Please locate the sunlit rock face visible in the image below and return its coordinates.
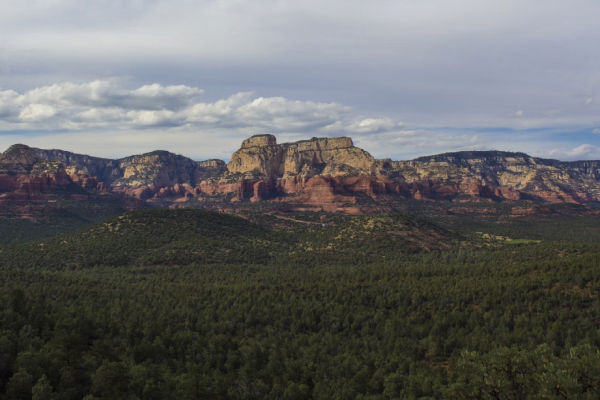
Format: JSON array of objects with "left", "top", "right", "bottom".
[
  {"left": 227, "top": 135, "right": 375, "bottom": 178},
  {"left": 4, "top": 137, "right": 600, "bottom": 207},
  {"left": 223, "top": 138, "right": 600, "bottom": 204}
]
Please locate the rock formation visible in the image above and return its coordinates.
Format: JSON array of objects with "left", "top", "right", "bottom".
[
  {"left": 0, "top": 145, "right": 74, "bottom": 204},
  {"left": 227, "top": 135, "right": 374, "bottom": 177},
  {"left": 1, "top": 144, "right": 227, "bottom": 202},
  {"left": 217, "top": 136, "right": 600, "bottom": 204},
  {"left": 4, "top": 136, "right": 600, "bottom": 209}
]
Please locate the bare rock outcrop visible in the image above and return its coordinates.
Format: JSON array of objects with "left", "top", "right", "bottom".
[
  {"left": 0, "top": 145, "right": 80, "bottom": 204},
  {"left": 227, "top": 135, "right": 375, "bottom": 178},
  {"left": 5, "top": 137, "right": 600, "bottom": 208}
]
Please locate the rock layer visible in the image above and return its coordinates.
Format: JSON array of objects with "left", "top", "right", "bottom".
[
  {"left": 4, "top": 137, "right": 600, "bottom": 208},
  {"left": 227, "top": 135, "right": 374, "bottom": 178}
]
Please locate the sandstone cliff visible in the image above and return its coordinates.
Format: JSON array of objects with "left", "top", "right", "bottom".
[
  {"left": 227, "top": 135, "right": 374, "bottom": 178},
  {"left": 217, "top": 138, "right": 600, "bottom": 204},
  {"left": 0, "top": 145, "right": 76, "bottom": 204},
  {"left": 378, "top": 151, "right": 600, "bottom": 202},
  {"left": 1, "top": 145, "right": 227, "bottom": 201},
  {"left": 5, "top": 136, "right": 600, "bottom": 208}
]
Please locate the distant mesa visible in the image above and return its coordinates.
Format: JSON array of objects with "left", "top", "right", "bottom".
[
  {"left": 228, "top": 134, "right": 373, "bottom": 178},
  {"left": 2, "top": 135, "right": 600, "bottom": 214}
]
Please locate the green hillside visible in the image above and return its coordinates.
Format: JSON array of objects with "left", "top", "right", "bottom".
[
  {"left": 1, "top": 209, "right": 600, "bottom": 398},
  {"left": 0, "top": 209, "right": 461, "bottom": 270},
  {"left": 0, "top": 209, "right": 277, "bottom": 269}
]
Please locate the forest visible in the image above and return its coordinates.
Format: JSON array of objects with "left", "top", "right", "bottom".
[{"left": 1, "top": 208, "right": 600, "bottom": 399}]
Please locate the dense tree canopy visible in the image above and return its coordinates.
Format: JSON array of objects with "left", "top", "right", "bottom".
[{"left": 0, "top": 209, "right": 599, "bottom": 399}]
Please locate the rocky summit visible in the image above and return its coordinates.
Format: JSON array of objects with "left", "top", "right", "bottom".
[{"left": 3, "top": 135, "right": 600, "bottom": 213}]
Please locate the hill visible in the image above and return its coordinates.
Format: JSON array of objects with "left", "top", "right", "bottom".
[
  {"left": 0, "top": 209, "right": 462, "bottom": 270},
  {"left": 1, "top": 209, "right": 600, "bottom": 398},
  {"left": 0, "top": 210, "right": 274, "bottom": 269}
]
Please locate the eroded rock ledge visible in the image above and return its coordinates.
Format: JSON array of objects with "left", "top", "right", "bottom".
[
  {"left": 3, "top": 135, "right": 600, "bottom": 209},
  {"left": 228, "top": 135, "right": 374, "bottom": 178}
]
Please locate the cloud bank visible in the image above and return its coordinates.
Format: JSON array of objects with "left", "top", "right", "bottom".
[
  {"left": 1, "top": 79, "right": 599, "bottom": 162},
  {"left": 0, "top": 80, "right": 407, "bottom": 136},
  {"left": 1, "top": 1, "right": 600, "bottom": 160}
]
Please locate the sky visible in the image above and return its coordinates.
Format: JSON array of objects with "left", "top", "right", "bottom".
[{"left": 1, "top": 0, "right": 600, "bottom": 161}]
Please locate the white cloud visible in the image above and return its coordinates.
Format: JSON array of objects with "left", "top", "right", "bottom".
[
  {"left": 2, "top": 79, "right": 600, "bottom": 162},
  {"left": 18, "top": 104, "right": 56, "bottom": 122},
  {"left": 0, "top": 79, "right": 477, "bottom": 160},
  {"left": 0, "top": 80, "right": 403, "bottom": 136},
  {"left": 346, "top": 118, "right": 401, "bottom": 133},
  {"left": 127, "top": 109, "right": 177, "bottom": 126},
  {"left": 352, "top": 129, "right": 486, "bottom": 160},
  {"left": 549, "top": 144, "right": 600, "bottom": 160},
  {"left": 0, "top": 90, "right": 19, "bottom": 118},
  {"left": 16, "top": 80, "right": 202, "bottom": 111},
  {"left": 593, "top": 128, "right": 600, "bottom": 134},
  {"left": 0, "top": 80, "right": 209, "bottom": 129},
  {"left": 515, "top": 110, "right": 524, "bottom": 117},
  {"left": 73, "top": 108, "right": 125, "bottom": 123}
]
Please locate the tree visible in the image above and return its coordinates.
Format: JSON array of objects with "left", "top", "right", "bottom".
[
  {"left": 32, "top": 374, "right": 53, "bottom": 400},
  {"left": 91, "top": 361, "right": 132, "bottom": 400},
  {"left": 6, "top": 369, "right": 33, "bottom": 400}
]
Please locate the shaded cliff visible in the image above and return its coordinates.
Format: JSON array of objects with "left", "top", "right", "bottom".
[{"left": 1, "top": 145, "right": 227, "bottom": 202}]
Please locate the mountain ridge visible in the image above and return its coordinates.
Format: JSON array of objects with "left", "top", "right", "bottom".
[
  {"left": 3, "top": 135, "right": 600, "bottom": 213},
  {"left": 5, "top": 141, "right": 599, "bottom": 164}
]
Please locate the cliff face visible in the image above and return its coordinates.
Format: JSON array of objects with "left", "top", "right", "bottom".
[
  {"left": 227, "top": 135, "right": 374, "bottom": 178},
  {"left": 4, "top": 137, "right": 600, "bottom": 208},
  {"left": 0, "top": 145, "right": 76, "bottom": 204},
  {"left": 218, "top": 139, "right": 600, "bottom": 204},
  {"left": 1, "top": 145, "right": 228, "bottom": 201},
  {"left": 376, "top": 151, "right": 600, "bottom": 202},
  {"left": 0, "top": 145, "right": 211, "bottom": 222}
]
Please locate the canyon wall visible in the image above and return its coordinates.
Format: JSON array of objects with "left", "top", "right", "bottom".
[
  {"left": 4, "top": 135, "right": 600, "bottom": 208},
  {"left": 227, "top": 135, "right": 374, "bottom": 177}
]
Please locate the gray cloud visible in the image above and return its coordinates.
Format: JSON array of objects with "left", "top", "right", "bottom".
[
  {"left": 18, "top": 81, "right": 202, "bottom": 111},
  {"left": 549, "top": 144, "right": 600, "bottom": 160},
  {"left": 1, "top": 0, "right": 600, "bottom": 160},
  {"left": 0, "top": 79, "right": 482, "bottom": 160}
]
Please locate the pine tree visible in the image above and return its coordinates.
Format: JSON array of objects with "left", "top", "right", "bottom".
[{"left": 32, "top": 375, "right": 53, "bottom": 400}]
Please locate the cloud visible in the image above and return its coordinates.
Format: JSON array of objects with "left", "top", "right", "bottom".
[
  {"left": 515, "top": 110, "right": 524, "bottom": 117},
  {"left": 127, "top": 109, "right": 178, "bottom": 127},
  {"left": 18, "top": 81, "right": 202, "bottom": 111},
  {"left": 345, "top": 118, "right": 401, "bottom": 134},
  {"left": 549, "top": 144, "right": 600, "bottom": 160},
  {"left": 2, "top": 0, "right": 600, "bottom": 136},
  {"left": 0, "top": 80, "right": 207, "bottom": 128},
  {"left": 0, "top": 80, "right": 408, "bottom": 136},
  {"left": 0, "top": 79, "right": 481, "bottom": 160},
  {"left": 2, "top": 79, "right": 600, "bottom": 162},
  {"left": 18, "top": 104, "right": 56, "bottom": 122},
  {"left": 593, "top": 128, "right": 600, "bottom": 134},
  {"left": 352, "top": 129, "right": 484, "bottom": 159},
  {"left": 73, "top": 108, "right": 126, "bottom": 123}
]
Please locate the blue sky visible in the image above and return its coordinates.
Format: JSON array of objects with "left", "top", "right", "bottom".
[{"left": 1, "top": 0, "right": 600, "bottom": 161}]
